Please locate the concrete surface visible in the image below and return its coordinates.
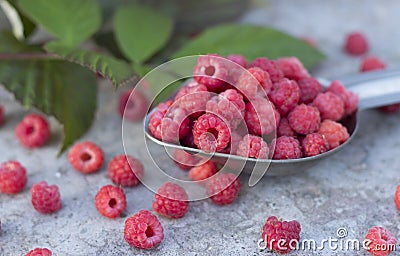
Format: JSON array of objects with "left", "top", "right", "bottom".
[{"left": 1, "top": 0, "right": 400, "bottom": 255}]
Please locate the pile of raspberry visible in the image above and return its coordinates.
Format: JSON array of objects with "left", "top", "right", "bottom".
[{"left": 148, "top": 54, "right": 358, "bottom": 160}]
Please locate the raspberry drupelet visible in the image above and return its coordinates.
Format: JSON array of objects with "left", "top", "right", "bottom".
[
  {"left": 30, "top": 181, "right": 62, "bottom": 214},
  {"left": 124, "top": 210, "right": 164, "bottom": 249},
  {"left": 189, "top": 160, "right": 217, "bottom": 182},
  {"left": 193, "top": 54, "right": 228, "bottom": 91},
  {"left": 287, "top": 104, "right": 320, "bottom": 135},
  {"left": 249, "top": 57, "right": 284, "bottom": 83},
  {"left": 108, "top": 155, "right": 143, "bottom": 187},
  {"left": 236, "top": 134, "right": 269, "bottom": 159},
  {"left": 15, "top": 114, "right": 50, "bottom": 148},
  {"left": 68, "top": 141, "right": 104, "bottom": 174},
  {"left": 312, "top": 92, "right": 345, "bottom": 121},
  {"left": 95, "top": 185, "right": 126, "bottom": 218},
  {"left": 276, "top": 57, "right": 310, "bottom": 81},
  {"left": 318, "top": 120, "right": 349, "bottom": 149},
  {"left": 268, "top": 78, "right": 300, "bottom": 115},
  {"left": 301, "top": 133, "right": 329, "bottom": 157},
  {"left": 271, "top": 136, "right": 302, "bottom": 160},
  {"left": 326, "top": 80, "right": 359, "bottom": 116},
  {"left": 174, "top": 80, "right": 210, "bottom": 116},
  {"left": 365, "top": 226, "right": 396, "bottom": 256},
  {"left": 206, "top": 89, "right": 245, "bottom": 129},
  {"left": 297, "top": 77, "right": 323, "bottom": 104},
  {"left": 25, "top": 248, "right": 52, "bottom": 256},
  {"left": 344, "top": 31, "right": 368, "bottom": 55},
  {"left": 244, "top": 97, "right": 280, "bottom": 136},
  {"left": 193, "top": 113, "right": 231, "bottom": 153},
  {"left": 237, "top": 67, "right": 272, "bottom": 99},
  {"left": 262, "top": 216, "right": 301, "bottom": 254},
  {"left": 205, "top": 173, "right": 240, "bottom": 205},
  {"left": 0, "top": 160, "right": 27, "bottom": 194},
  {"left": 118, "top": 89, "right": 149, "bottom": 121},
  {"left": 152, "top": 182, "right": 189, "bottom": 219}
]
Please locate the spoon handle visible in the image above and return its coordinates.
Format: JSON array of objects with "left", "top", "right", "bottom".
[{"left": 340, "top": 69, "right": 400, "bottom": 110}]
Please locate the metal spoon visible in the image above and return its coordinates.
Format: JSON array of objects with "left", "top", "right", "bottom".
[{"left": 144, "top": 69, "right": 400, "bottom": 185}]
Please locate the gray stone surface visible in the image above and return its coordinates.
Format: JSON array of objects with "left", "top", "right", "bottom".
[{"left": 1, "top": 0, "right": 400, "bottom": 255}]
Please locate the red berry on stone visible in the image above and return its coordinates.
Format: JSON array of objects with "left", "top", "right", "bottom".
[
  {"left": 0, "top": 160, "right": 27, "bottom": 194},
  {"left": 206, "top": 173, "right": 240, "bottom": 205},
  {"left": 360, "top": 56, "right": 386, "bottom": 72},
  {"left": 25, "top": 248, "right": 52, "bottom": 256},
  {"left": 152, "top": 182, "right": 189, "bottom": 219},
  {"left": 344, "top": 32, "right": 368, "bottom": 55},
  {"left": 68, "top": 141, "right": 104, "bottom": 174},
  {"left": 108, "top": 155, "right": 143, "bottom": 187},
  {"left": 394, "top": 185, "right": 400, "bottom": 212},
  {"left": 15, "top": 114, "right": 50, "bottom": 148},
  {"left": 95, "top": 185, "right": 126, "bottom": 218},
  {"left": 30, "top": 181, "right": 62, "bottom": 214},
  {"left": 365, "top": 226, "right": 396, "bottom": 256}
]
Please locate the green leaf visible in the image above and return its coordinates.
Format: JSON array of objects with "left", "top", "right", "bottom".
[
  {"left": 7, "top": 0, "right": 36, "bottom": 37},
  {"left": 45, "top": 42, "right": 138, "bottom": 88},
  {"left": 114, "top": 3, "right": 173, "bottom": 64},
  {"left": 0, "top": 32, "right": 97, "bottom": 153},
  {"left": 172, "top": 24, "right": 325, "bottom": 69},
  {"left": 18, "top": 0, "right": 101, "bottom": 47}
]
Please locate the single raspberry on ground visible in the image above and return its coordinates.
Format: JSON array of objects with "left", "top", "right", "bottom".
[
  {"left": 152, "top": 182, "right": 189, "bottom": 219},
  {"left": 118, "top": 89, "right": 149, "bottom": 121},
  {"left": 262, "top": 216, "right": 301, "bottom": 254},
  {"left": 344, "top": 31, "right": 369, "bottom": 55},
  {"left": 268, "top": 78, "right": 300, "bottom": 115},
  {"left": 206, "top": 89, "right": 245, "bottom": 129},
  {"left": 327, "top": 80, "right": 359, "bottom": 116},
  {"left": 313, "top": 92, "right": 345, "bottom": 121},
  {"left": 124, "top": 210, "right": 164, "bottom": 249},
  {"left": 0, "top": 105, "right": 4, "bottom": 126},
  {"left": 301, "top": 133, "right": 329, "bottom": 157},
  {"left": 277, "top": 117, "right": 296, "bottom": 137},
  {"left": 287, "top": 104, "right": 320, "bottom": 135},
  {"left": 318, "top": 120, "right": 349, "bottom": 149},
  {"left": 174, "top": 80, "right": 210, "bottom": 115},
  {"left": 297, "top": 77, "right": 323, "bottom": 104},
  {"left": 205, "top": 173, "right": 240, "bottom": 205},
  {"left": 276, "top": 57, "right": 310, "bottom": 81},
  {"left": 108, "top": 155, "right": 143, "bottom": 187},
  {"left": 25, "top": 248, "right": 52, "bottom": 256},
  {"left": 193, "top": 54, "right": 228, "bottom": 91},
  {"left": 249, "top": 57, "right": 284, "bottom": 83},
  {"left": 395, "top": 185, "right": 400, "bottom": 211},
  {"left": 95, "top": 185, "right": 126, "bottom": 218},
  {"left": 31, "top": 181, "right": 62, "bottom": 214},
  {"left": 360, "top": 56, "right": 386, "bottom": 72},
  {"left": 271, "top": 136, "right": 302, "bottom": 160},
  {"left": 15, "top": 114, "right": 50, "bottom": 148},
  {"left": 227, "top": 54, "right": 247, "bottom": 68},
  {"left": 244, "top": 97, "right": 280, "bottom": 136},
  {"left": 236, "top": 134, "right": 269, "bottom": 159},
  {"left": 0, "top": 160, "right": 27, "bottom": 194},
  {"left": 189, "top": 160, "right": 217, "bottom": 181},
  {"left": 380, "top": 104, "right": 400, "bottom": 114},
  {"left": 237, "top": 67, "right": 272, "bottom": 99},
  {"left": 193, "top": 114, "right": 231, "bottom": 153},
  {"left": 68, "top": 141, "right": 104, "bottom": 174},
  {"left": 365, "top": 226, "right": 396, "bottom": 256}
]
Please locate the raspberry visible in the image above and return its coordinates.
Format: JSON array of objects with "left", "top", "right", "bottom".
[
  {"left": 174, "top": 80, "right": 210, "bottom": 115},
  {"left": 360, "top": 56, "right": 386, "bottom": 72},
  {"left": 205, "top": 173, "right": 240, "bottom": 205},
  {"left": 287, "top": 104, "right": 320, "bottom": 135},
  {"left": 394, "top": 185, "right": 400, "bottom": 211},
  {"left": 189, "top": 160, "right": 217, "bottom": 181},
  {"left": 108, "top": 155, "right": 143, "bottom": 187},
  {"left": 276, "top": 57, "right": 310, "bottom": 81},
  {"left": 193, "top": 54, "right": 228, "bottom": 91},
  {"left": 148, "top": 101, "right": 190, "bottom": 143},
  {"left": 379, "top": 104, "right": 400, "bottom": 114},
  {"left": 172, "top": 149, "right": 201, "bottom": 170},
  {"left": 268, "top": 78, "right": 300, "bottom": 115},
  {"left": 0, "top": 105, "right": 4, "bottom": 126},
  {"left": 68, "top": 141, "right": 104, "bottom": 174},
  {"left": 221, "top": 131, "right": 242, "bottom": 155},
  {"left": 124, "top": 210, "right": 164, "bottom": 249},
  {"left": 0, "top": 160, "right": 27, "bottom": 194},
  {"left": 344, "top": 32, "right": 368, "bottom": 55},
  {"left": 25, "top": 248, "right": 52, "bottom": 256},
  {"left": 193, "top": 113, "right": 231, "bottom": 153},
  {"left": 227, "top": 54, "right": 247, "bottom": 68},
  {"left": 262, "top": 216, "right": 301, "bottom": 254},
  {"left": 365, "top": 226, "right": 396, "bottom": 256},
  {"left": 30, "top": 181, "right": 62, "bottom": 214},
  {"left": 15, "top": 114, "right": 50, "bottom": 148},
  {"left": 249, "top": 57, "right": 283, "bottom": 83},
  {"left": 271, "top": 136, "right": 302, "bottom": 160},
  {"left": 244, "top": 97, "right": 280, "bottom": 136},
  {"left": 152, "top": 182, "right": 189, "bottom": 219},
  {"left": 297, "top": 77, "right": 323, "bottom": 104},
  {"left": 327, "top": 80, "right": 359, "bottom": 116},
  {"left": 118, "top": 89, "right": 148, "bottom": 121},
  {"left": 206, "top": 89, "right": 245, "bottom": 128},
  {"left": 236, "top": 134, "right": 269, "bottom": 159},
  {"left": 95, "top": 185, "right": 126, "bottom": 218},
  {"left": 318, "top": 120, "right": 349, "bottom": 149},
  {"left": 277, "top": 117, "right": 296, "bottom": 137},
  {"left": 313, "top": 92, "right": 345, "bottom": 121},
  {"left": 301, "top": 133, "right": 329, "bottom": 157},
  {"left": 237, "top": 67, "right": 273, "bottom": 99}
]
